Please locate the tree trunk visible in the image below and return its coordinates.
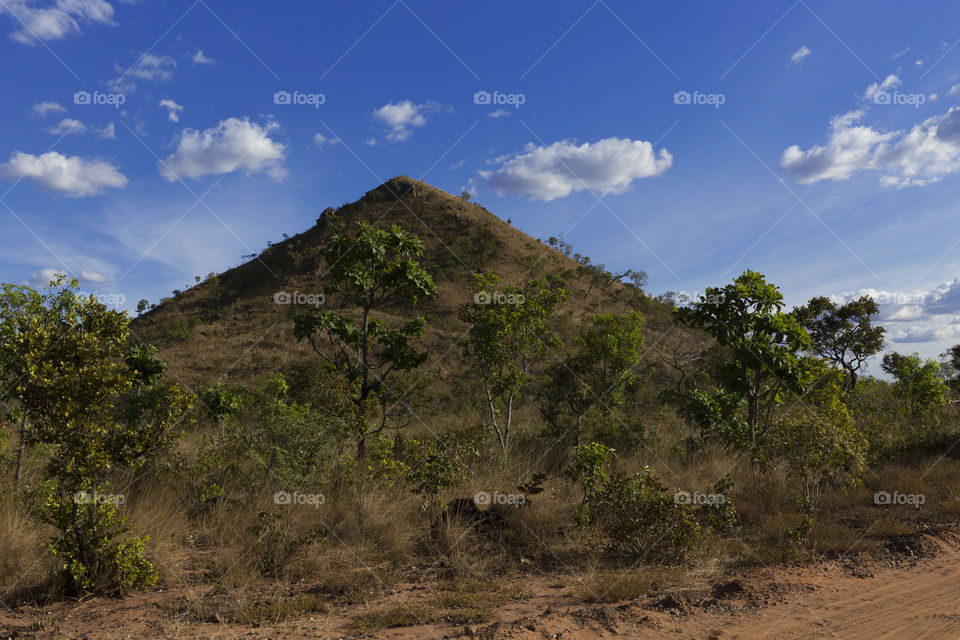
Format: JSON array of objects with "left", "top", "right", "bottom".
[{"left": 14, "top": 412, "right": 27, "bottom": 490}]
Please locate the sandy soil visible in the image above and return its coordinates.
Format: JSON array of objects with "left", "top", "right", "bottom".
[{"left": 3, "top": 529, "right": 960, "bottom": 640}]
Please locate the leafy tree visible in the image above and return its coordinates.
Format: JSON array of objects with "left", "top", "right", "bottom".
[
  {"left": 881, "top": 352, "right": 947, "bottom": 425},
  {"left": 674, "top": 271, "right": 811, "bottom": 449},
  {"left": 459, "top": 272, "right": 567, "bottom": 453},
  {"left": 135, "top": 299, "right": 150, "bottom": 315},
  {"left": 767, "top": 364, "right": 866, "bottom": 509},
  {"left": 0, "top": 278, "right": 190, "bottom": 593},
  {"left": 938, "top": 344, "right": 960, "bottom": 393},
  {"left": 541, "top": 312, "right": 644, "bottom": 444},
  {"left": 791, "top": 296, "right": 884, "bottom": 390},
  {"left": 294, "top": 221, "right": 437, "bottom": 457}
]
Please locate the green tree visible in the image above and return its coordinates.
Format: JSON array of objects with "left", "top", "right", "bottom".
[
  {"left": 540, "top": 312, "right": 644, "bottom": 444},
  {"left": 881, "top": 352, "right": 947, "bottom": 425},
  {"left": 674, "top": 271, "right": 811, "bottom": 449},
  {"left": 294, "top": 221, "right": 437, "bottom": 456},
  {"left": 459, "top": 272, "right": 567, "bottom": 453},
  {"left": 0, "top": 278, "right": 191, "bottom": 593},
  {"left": 791, "top": 296, "right": 885, "bottom": 390}
]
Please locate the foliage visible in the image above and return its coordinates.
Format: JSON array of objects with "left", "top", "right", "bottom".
[
  {"left": 674, "top": 270, "right": 812, "bottom": 450},
  {"left": 792, "top": 296, "right": 884, "bottom": 390},
  {"left": 766, "top": 365, "right": 867, "bottom": 509},
  {"left": 294, "top": 221, "right": 437, "bottom": 455},
  {"left": 881, "top": 352, "right": 947, "bottom": 426},
  {"left": 540, "top": 312, "right": 644, "bottom": 444},
  {"left": 459, "top": 272, "right": 568, "bottom": 452}
]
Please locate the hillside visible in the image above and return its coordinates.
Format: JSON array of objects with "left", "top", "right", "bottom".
[{"left": 131, "top": 176, "right": 672, "bottom": 387}]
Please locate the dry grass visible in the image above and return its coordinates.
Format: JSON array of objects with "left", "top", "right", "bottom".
[{"left": 576, "top": 566, "right": 691, "bottom": 603}]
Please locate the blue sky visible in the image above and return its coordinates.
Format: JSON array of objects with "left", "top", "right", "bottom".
[{"left": 2, "top": 0, "right": 960, "bottom": 369}]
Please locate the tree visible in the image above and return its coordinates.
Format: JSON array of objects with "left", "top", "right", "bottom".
[
  {"left": 540, "top": 312, "right": 644, "bottom": 444},
  {"left": 0, "top": 277, "right": 191, "bottom": 593},
  {"left": 791, "top": 296, "right": 884, "bottom": 390},
  {"left": 459, "top": 272, "right": 567, "bottom": 453},
  {"left": 294, "top": 221, "right": 437, "bottom": 457},
  {"left": 136, "top": 299, "right": 150, "bottom": 315},
  {"left": 881, "top": 352, "right": 947, "bottom": 425},
  {"left": 674, "top": 271, "right": 811, "bottom": 449}
]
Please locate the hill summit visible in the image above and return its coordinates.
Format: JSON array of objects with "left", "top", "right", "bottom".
[{"left": 131, "top": 176, "right": 664, "bottom": 384}]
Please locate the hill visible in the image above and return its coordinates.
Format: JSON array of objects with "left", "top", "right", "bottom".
[{"left": 130, "top": 176, "right": 672, "bottom": 389}]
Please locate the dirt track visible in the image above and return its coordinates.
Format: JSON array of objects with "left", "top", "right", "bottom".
[{"left": 4, "top": 530, "right": 960, "bottom": 639}]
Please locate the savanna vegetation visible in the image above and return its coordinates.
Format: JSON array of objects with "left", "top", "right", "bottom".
[{"left": 3, "top": 178, "right": 960, "bottom": 634}]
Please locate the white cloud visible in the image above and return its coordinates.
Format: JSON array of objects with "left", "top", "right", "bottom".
[
  {"left": 790, "top": 45, "right": 811, "bottom": 64},
  {"left": 488, "top": 109, "right": 510, "bottom": 119},
  {"left": 191, "top": 49, "right": 215, "bottom": 65},
  {"left": 159, "top": 98, "right": 184, "bottom": 122},
  {"left": 0, "top": 150, "right": 127, "bottom": 196},
  {"left": 96, "top": 122, "right": 116, "bottom": 139},
  {"left": 2, "top": 0, "right": 115, "bottom": 44},
  {"left": 371, "top": 100, "right": 444, "bottom": 142},
  {"left": 480, "top": 137, "right": 673, "bottom": 201},
  {"left": 110, "top": 53, "right": 175, "bottom": 91},
  {"left": 159, "top": 117, "right": 287, "bottom": 181},
  {"left": 363, "top": 137, "right": 378, "bottom": 146},
  {"left": 45, "top": 117, "right": 86, "bottom": 135},
  {"left": 863, "top": 74, "right": 901, "bottom": 102},
  {"left": 26, "top": 267, "right": 108, "bottom": 287},
  {"left": 313, "top": 133, "right": 339, "bottom": 147},
  {"left": 948, "top": 84, "right": 960, "bottom": 97},
  {"left": 783, "top": 76, "right": 960, "bottom": 187},
  {"left": 31, "top": 101, "right": 66, "bottom": 118},
  {"left": 79, "top": 268, "right": 108, "bottom": 283}
]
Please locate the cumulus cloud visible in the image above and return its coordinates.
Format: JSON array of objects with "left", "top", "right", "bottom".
[
  {"left": 45, "top": 117, "right": 86, "bottom": 135},
  {"left": 790, "top": 45, "right": 811, "bottom": 64},
  {"left": 159, "top": 117, "right": 287, "bottom": 181},
  {"left": 191, "top": 49, "right": 215, "bottom": 65},
  {"left": 26, "top": 267, "right": 108, "bottom": 287},
  {"left": 782, "top": 82, "right": 960, "bottom": 187},
  {"left": 829, "top": 278, "right": 960, "bottom": 346},
  {"left": 159, "top": 98, "right": 184, "bottom": 122},
  {"left": 31, "top": 101, "right": 66, "bottom": 118},
  {"left": 0, "top": 150, "right": 127, "bottom": 196},
  {"left": 313, "top": 133, "right": 339, "bottom": 147},
  {"left": 479, "top": 137, "right": 673, "bottom": 201},
  {"left": 488, "top": 109, "right": 510, "bottom": 119},
  {"left": 110, "top": 53, "right": 175, "bottom": 91},
  {"left": 1, "top": 0, "right": 115, "bottom": 44},
  {"left": 96, "top": 121, "right": 116, "bottom": 139},
  {"left": 863, "top": 74, "right": 901, "bottom": 102},
  {"left": 371, "top": 100, "right": 444, "bottom": 142}
]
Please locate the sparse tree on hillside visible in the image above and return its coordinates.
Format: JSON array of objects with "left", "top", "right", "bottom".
[
  {"left": 294, "top": 221, "right": 437, "bottom": 457},
  {"left": 540, "top": 312, "right": 644, "bottom": 444},
  {"left": 674, "top": 271, "right": 811, "bottom": 449},
  {"left": 459, "top": 272, "right": 567, "bottom": 453},
  {"left": 792, "top": 296, "right": 885, "bottom": 391}
]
